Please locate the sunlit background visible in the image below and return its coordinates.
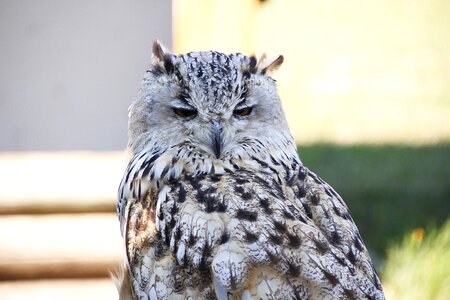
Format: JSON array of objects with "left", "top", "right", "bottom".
[{"left": 1, "top": 0, "right": 449, "bottom": 299}]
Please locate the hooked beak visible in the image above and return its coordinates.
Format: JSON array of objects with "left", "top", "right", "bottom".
[{"left": 212, "top": 120, "right": 222, "bottom": 159}]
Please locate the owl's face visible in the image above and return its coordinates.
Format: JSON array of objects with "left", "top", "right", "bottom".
[{"left": 128, "top": 42, "right": 294, "bottom": 163}]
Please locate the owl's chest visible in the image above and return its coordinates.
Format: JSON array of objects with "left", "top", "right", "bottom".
[{"left": 127, "top": 167, "right": 303, "bottom": 298}]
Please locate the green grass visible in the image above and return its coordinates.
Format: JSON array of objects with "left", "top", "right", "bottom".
[
  {"left": 298, "top": 143, "right": 450, "bottom": 258},
  {"left": 381, "top": 220, "right": 450, "bottom": 300}
]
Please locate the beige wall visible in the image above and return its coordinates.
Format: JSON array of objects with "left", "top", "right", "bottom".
[{"left": 0, "top": 0, "right": 172, "bottom": 151}]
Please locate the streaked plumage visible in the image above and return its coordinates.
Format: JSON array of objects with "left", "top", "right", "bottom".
[{"left": 115, "top": 41, "right": 385, "bottom": 299}]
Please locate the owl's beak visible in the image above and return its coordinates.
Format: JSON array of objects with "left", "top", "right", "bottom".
[{"left": 211, "top": 120, "right": 222, "bottom": 159}]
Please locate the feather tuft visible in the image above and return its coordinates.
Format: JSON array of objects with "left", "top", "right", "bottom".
[{"left": 110, "top": 263, "right": 134, "bottom": 300}]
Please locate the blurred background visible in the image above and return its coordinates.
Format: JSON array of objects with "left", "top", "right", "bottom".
[{"left": 0, "top": 0, "right": 449, "bottom": 299}]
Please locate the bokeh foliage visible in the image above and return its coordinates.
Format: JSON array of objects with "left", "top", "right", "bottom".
[
  {"left": 298, "top": 143, "right": 450, "bottom": 257},
  {"left": 382, "top": 219, "right": 450, "bottom": 299}
]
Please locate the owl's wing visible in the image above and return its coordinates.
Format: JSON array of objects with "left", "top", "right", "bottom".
[
  {"left": 202, "top": 165, "right": 385, "bottom": 299},
  {"left": 284, "top": 165, "right": 385, "bottom": 299}
]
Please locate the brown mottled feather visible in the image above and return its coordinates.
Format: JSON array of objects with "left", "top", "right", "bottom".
[{"left": 111, "top": 263, "right": 134, "bottom": 300}]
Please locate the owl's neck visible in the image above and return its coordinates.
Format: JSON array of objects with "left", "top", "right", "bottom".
[{"left": 125, "top": 134, "right": 300, "bottom": 189}]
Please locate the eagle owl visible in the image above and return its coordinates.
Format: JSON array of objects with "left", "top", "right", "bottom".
[{"left": 115, "top": 41, "right": 385, "bottom": 299}]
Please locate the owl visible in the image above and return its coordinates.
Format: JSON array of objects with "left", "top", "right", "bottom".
[{"left": 114, "top": 41, "right": 385, "bottom": 300}]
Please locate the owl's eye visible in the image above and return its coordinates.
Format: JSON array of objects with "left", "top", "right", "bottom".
[
  {"left": 233, "top": 106, "right": 253, "bottom": 117},
  {"left": 172, "top": 107, "right": 197, "bottom": 118}
]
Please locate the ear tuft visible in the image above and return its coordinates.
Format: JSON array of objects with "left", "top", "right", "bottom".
[
  {"left": 151, "top": 40, "right": 174, "bottom": 74},
  {"left": 259, "top": 55, "right": 284, "bottom": 75},
  {"left": 152, "top": 40, "right": 166, "bottom": 63},
  {"left": 163, "top": 55, "right": 174, "bottom": 74},
  {"left": 248, "top": 55, "right": 258, "bottom": 74}
]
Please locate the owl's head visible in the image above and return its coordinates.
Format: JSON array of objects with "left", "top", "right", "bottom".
[{"left": 128, "top": 41, "right": 297, "bottom": 166}]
